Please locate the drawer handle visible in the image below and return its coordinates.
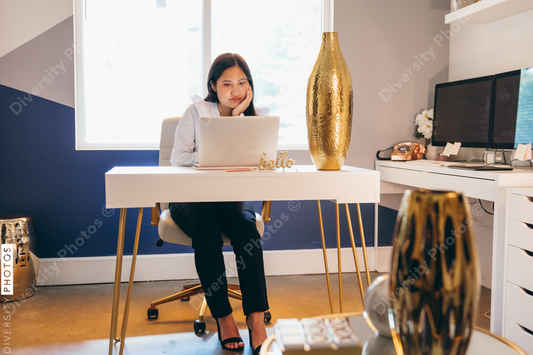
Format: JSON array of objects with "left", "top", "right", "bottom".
[
  {"left": 523, "top": 286, "right": 533, "bottom": 297},
  {"left": 526, "top": 249, "right": 533, "bottom": 257},
  {"left": 526, "top": 222, "right": 533, "bottom": 230},
  {"left": 520, "top": 324, "right": 533, "bottom": 336}
]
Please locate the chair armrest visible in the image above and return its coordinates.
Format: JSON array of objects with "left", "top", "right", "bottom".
[
  {"left": 151, "top": 203, "right": 161, "bottom": 226},
  {"left": 261, "top": 201, "right": 271, "bottom": 222}
]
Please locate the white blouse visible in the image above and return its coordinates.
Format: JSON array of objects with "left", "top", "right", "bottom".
[{"left": 170, "top": 95, "right": 270, "bottom": 167}]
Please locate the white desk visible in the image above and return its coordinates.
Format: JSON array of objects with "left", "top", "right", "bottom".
[
  {"left": 375, "top": 160, "right": 533, "bottom": 336},
  {"left": 105, "top": 165, "right": 380, "bottom": 355},
  {"left": 105, "top": 165, "right": 379, "bottom": 207}
]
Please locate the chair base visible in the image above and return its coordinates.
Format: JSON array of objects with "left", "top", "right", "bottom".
[{"left": 148, "top": 283, "right": 271, "bottom": 333}]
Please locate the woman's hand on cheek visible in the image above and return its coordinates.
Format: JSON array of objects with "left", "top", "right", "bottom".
[{"left": 232, "top": 88, "right": 253, "bottom": 116}]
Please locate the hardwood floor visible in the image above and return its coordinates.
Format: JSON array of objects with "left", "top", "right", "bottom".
[{"left": 9, "top": 272, "right": 491, "bottom": 354}]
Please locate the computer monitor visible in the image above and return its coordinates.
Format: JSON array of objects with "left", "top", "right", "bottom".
[
  {"left": 491, "top": 67, "right": 533, "bottom": 149},
  {"left": 432, "top": 76, "right": 493, "bottom": 148}
]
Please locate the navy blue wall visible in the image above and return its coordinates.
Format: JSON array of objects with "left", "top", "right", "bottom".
[
  {"left": 1, "top": 84, "right": 393, "bottom": 259},
  {"left": 377, "top": 206, "right": 397, "bottom": 246}
]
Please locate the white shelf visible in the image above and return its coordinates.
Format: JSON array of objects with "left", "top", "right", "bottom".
[{"left": 445, "top": 0, "right": 533, "bottom": 25}]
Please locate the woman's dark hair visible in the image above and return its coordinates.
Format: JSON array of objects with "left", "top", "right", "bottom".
[{"left": 205, "top": 53, "right": 256, "bottom": 116}]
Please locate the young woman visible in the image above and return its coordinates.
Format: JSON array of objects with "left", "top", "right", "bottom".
[{"left": 170, "top": 53, "right": 269, "bottom": 354}]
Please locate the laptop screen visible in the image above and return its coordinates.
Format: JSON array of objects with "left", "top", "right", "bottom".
[{"left": 196, "top": 116, "right": 280, "bottom": 168}]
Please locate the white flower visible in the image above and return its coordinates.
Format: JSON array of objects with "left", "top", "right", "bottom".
[
  {"left": 423, "top": 124, "right": 433, "bottom": 139},
  {"left": 414, "top": 108, "right": 433, "bottom": 140},
  {"left": 415, "top": 114, "right": 424, "bottom": 126},
  {"left": 419, "top": 119, "right": 433, "bottom": 139}
]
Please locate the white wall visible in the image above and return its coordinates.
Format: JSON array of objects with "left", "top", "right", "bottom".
[
  {"left": 0, "top": 0, "right": 451, "bottom": 170},
  {"left": 449, "top": 8, "right": 533, "bottom": 81},
  {"left": 0, "top": 0, "right": 72, "bottom": 57},
  {"left": 335, "top": 0, "right": 451, "bottom": 170}
]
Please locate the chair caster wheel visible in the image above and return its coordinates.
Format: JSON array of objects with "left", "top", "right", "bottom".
[
  {"left": 264, "top": 311, "right": 272, "bottom": 323},
  {"left": 147, "top": 307, "right": 159, "bottom": 320},
  {"left": 194, "top": 320, "right": 206, "bottom": 333},
  {"left": 181, "top": 297, "right": 190, "bottom": 302}
]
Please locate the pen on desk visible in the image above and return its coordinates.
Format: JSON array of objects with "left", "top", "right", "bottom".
[{"left": 225, "top": 168, "right": 255, "bottom": 172}]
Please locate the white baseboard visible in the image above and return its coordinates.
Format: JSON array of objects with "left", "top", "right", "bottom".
[
  {"left": 36, "top": 247, "right": 394, "bottom": 286},
  {"left": 479, "top": 257, "right": 492, "bottom": 289},
  {"left": 369, "top": 246, "right": 492, "bottom": 289},
  {"left": 36, "top": 246, "right": 489, "bottom": 289},
  {"left": 375, "top": 246, "right": 393, "bottom": 272}
]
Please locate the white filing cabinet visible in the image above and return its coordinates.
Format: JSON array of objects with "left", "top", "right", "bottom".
[{"left": 505, "top": 188, "right": 533, "bottom": 354}]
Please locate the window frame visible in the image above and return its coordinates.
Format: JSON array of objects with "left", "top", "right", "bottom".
[{"left": 73, "top": 0, "right": 333, "bottom": 150}]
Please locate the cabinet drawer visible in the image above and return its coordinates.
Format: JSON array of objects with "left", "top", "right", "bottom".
[
  {"left": 505, "top": 318, "right": 533, "bottom": 355},
  {"left": 508, "top": 219, "right": 533, "bottom": 252},
  {"left": 507, "top": 245, "right": 533, "bottom": 291},
  {"left": 377, "top": 166, "right": 424, "bottom": 188},
  {"left": 509, "top": 194, "right": 533, "bottom": 225},
  {"left": 425, "top": 173, "right": 494, "bottom": 201},
  {"left": 505, "top": 282, "right": 533, "bottom": 331}
]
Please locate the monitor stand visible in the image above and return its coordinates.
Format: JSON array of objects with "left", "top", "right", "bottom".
[{"left": 485, "top": 149, "right": 515, "bottom": 165}]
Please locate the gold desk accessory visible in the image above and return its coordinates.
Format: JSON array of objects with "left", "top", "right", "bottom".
[
  {"left": 259, "top": 151, "right": 295, "bottom": 170},
  {"left": 389, "top": 189, "right": 480, "bottom": 355},
  {"left": 1, "top": 216, "right": 37, "bottom": 302},
  {"left": 306, "top": 32, "right": 353, "bottom": 170}
]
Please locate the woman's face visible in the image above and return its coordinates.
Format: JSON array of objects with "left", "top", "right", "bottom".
[{"left": 211, "top": 65, "right": 250, "bottom": 112}]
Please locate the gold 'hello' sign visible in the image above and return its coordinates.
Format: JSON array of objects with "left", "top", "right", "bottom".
[{"left": 259, "top": 151, "right": 295, "bottom": 170}]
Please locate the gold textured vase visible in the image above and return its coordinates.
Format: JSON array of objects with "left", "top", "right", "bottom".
[
  {"left": 389, "top": 189, "right": 480, "bottom": 355},
  {"left": 306, "top": 32, "right": 353, "bottom": 170},
  {"left": 1, "top": 217, "right": 37, "bottom": 302}
]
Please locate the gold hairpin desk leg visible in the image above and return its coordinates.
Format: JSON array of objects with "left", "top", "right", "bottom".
[
  {"left": 356, "top": 203, "right": 372, "bottom": 286},
  {"left": 317, "top": 201, "right": 334, "bottom": 314},
  {"left": 109, "top": 208, "right": 127, "bottom": 355},
  {"left": 345, "top": 204, "right": 365, "bottom": 302},
  {"left": 118, "top": 208, "right": 143, "bottom": 355},
  {"left": 336, "top": 203, "right": 343, "bottom": 314},
  {"left": 108, "top": 208, "right": 143, "bottom": 355}
]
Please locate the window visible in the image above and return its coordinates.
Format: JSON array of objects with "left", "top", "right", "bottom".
[{"left": 74, "top": 0, "right": 324, "bottom": 150}]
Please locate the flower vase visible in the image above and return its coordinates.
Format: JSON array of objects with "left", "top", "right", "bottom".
[
  {"left": 389, "top": 189, "right": 480, "bottom": 355},
  {"left": 306, "top": 32, "right": 353, "bottom": 170},
  {"left": 426, "top": 143, "right": 442, "bottom": 160}
]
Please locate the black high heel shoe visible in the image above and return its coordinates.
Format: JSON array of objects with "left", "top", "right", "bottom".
[
  {"left": 246, "top": 315, "right": 263, "bottom": 355},
  {"left": 215, "top": 317, "right": 244, "bottom": 352}
]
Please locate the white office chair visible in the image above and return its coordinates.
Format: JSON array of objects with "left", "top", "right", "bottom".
[{"left": 148, "top": 117, "right": 272, "bottom": 333}]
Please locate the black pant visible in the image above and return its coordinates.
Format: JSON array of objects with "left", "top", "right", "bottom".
[{"left": 169, "top": 201, "right": 269, "bottom": 319}]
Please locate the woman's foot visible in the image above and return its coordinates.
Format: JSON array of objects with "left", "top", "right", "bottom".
[
  {"left": 246, "top": 312, "right": 268, "bottom": 354},
  {"left": 216, "top": 313, "right": 244, "bottom": 351}
]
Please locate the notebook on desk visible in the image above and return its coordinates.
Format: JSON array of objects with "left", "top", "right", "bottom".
[{"left": 194, "top": 116, "right": 280, "bottom": 170}]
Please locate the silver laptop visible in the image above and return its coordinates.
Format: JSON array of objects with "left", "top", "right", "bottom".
[{"left": 195, "top": 116, "right": 280, "bottom": 169}]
